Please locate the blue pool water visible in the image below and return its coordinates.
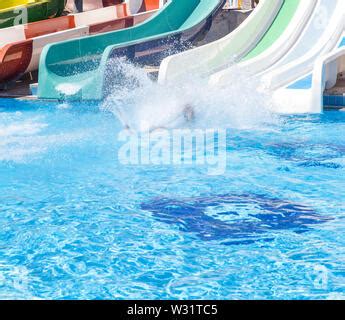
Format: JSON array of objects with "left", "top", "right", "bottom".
[{"left": 0, "top": 98, "right": 344, "bottom": 300}]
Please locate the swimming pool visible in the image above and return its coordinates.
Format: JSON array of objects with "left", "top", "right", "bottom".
[{"left": 0, "top": 96, "right": 344, "bottom": 300}]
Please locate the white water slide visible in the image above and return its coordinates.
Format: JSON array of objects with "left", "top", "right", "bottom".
[
  {"left": 262, "top": 0, "right": 345, "bottom": 113},
  {"left": 158, "top": 0, "right": 345, "bottom": 113},
  {"left": 158, "top": 0, "right": 285, "bottom": 83}
]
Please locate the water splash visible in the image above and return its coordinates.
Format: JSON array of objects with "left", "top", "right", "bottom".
[
  {"left": 56, "top": 83, "right": 82, "bottom": 97},
  {"left": 102, "top": 59, "right": 278, "bottom": 132}
]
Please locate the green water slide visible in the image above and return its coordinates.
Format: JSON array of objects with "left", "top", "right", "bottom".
[
  {"left": 38, "top": 0, "right": 225, "bottom": 100},
  {"left": 0, "top": 0, "right": 66, "bottom": 29},
  {"left": 243, "top": 0, "right": 300, "bottom": 61}
]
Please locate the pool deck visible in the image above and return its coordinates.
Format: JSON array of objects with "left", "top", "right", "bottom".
[{"left": 0, "top": 71, "right": 38, "bottom": 100}]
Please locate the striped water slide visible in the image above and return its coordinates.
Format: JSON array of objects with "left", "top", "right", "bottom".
[
  {"left": 262, "top": 0, "right": 344, "bottom": 88},
  {"left": 208, "top": 0, "right": 314, "bottom": 83},
  {"left": 37, "top": 0, "right": 226, "bottom": 101},
  {"left": 210, "top": 0, "right": 345, "bottom": 113},
  {"left": 158, "top": 0, "right": 344, "bottom": 113},
  {"left": 262, "top": 1, "right": 345, "bottom": 113},
  {"left": 158, "top": 0, "right": 304, "bottom": 83},
  {"left": 0, "top": 0, "right": 163, "bottom": 83}
]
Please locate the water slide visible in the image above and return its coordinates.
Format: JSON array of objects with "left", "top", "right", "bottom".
[
  {"left": 260, "top": 2, "right": 345, "bottom": 113},
  {"left": 0, "top": 1, "right": 66, "bottom": 29},
  {"left": 0, "top": 0, "right": 162, "bottom": 83},
  {"left": 37, "top": 0, "right": 226, "bottom": 100},
  {"left": 311, "top": 44, "right": 345, "bottom": 111},
  {"left": 211, "top": 0, "right": 316, "bottom": 79},
  {"left": 208, "top": 0, "right": 345, "bottom": 113},
  {"left": 159, "top": 0, "right": 345, "bottom": 113},
  {"left": 158, "top": 0, "right": 301, "bottom": 83}
]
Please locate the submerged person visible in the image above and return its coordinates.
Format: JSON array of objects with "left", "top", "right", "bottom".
[{"left": 183, "top": 104, "right": 195, "bottom": 122}]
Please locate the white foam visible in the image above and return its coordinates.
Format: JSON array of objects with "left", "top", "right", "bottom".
[
  {"left": 56, "top": 83, "right": 82, "bottom": 96},
  {"left": 102, "top": 59, "right": 278, "bottom": 133}
]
